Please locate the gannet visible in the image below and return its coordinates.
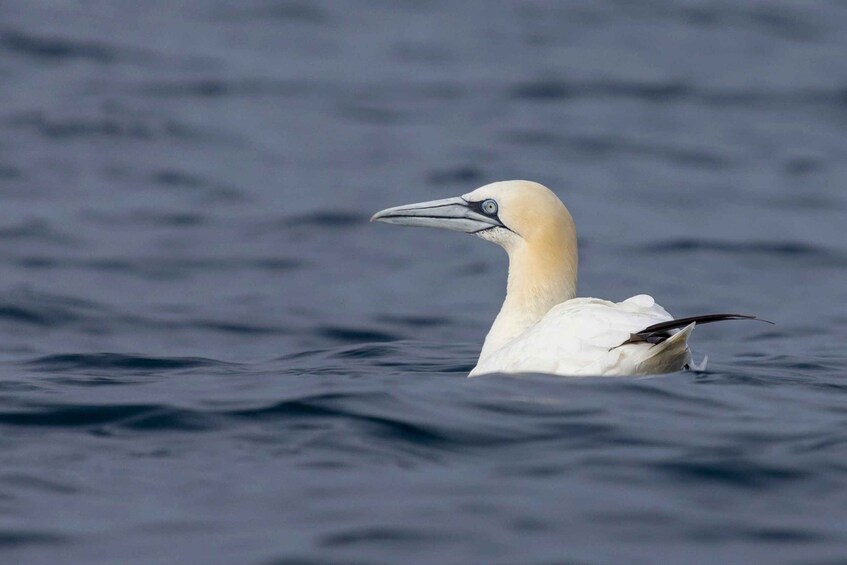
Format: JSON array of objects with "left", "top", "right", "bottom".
[{"left": 371, "top": 180, "right": 767, "bottom": 377}]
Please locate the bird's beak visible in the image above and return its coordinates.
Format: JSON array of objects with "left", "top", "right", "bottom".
[{"left": 370, "top": 196, "right": 501, "bottom": 234}]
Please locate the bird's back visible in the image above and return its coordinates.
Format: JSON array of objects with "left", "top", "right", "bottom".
[{"left": 469, "top": 294, "right": 691, "bottom": 376}]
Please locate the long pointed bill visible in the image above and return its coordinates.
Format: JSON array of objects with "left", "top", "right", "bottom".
[{"left": 370, "top": 196, "right": 502, "bottom": 234}]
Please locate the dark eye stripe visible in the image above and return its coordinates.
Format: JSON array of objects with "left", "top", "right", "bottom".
[
  {"left": 468, "top": 199, "right": 497, "bottom": 216},
  {"left": 464, "top": 199, "right": 517, "bottom": 235}
]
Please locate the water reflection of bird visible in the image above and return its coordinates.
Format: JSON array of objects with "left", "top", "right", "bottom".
[{"left": 372, "top": 180, "right": 768, "bottom": 377}]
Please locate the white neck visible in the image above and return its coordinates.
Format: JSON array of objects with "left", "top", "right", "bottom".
[{"left": 478, "top": 233, "right": 577, "bottom": 361}]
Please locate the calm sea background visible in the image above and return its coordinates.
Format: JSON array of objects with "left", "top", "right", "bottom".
[{"left": 1, "top": 1, "right": 847, "bottom": 564}]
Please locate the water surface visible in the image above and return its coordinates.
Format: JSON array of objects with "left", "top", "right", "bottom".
[{"left": 1, "top": 1, "right": 846, "bottom": 563}]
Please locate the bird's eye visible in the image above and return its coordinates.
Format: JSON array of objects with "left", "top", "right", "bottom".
[{"left": 481, "top": 199, "right": 498, "bottom": 216}]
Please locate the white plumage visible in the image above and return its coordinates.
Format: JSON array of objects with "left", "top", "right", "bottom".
[
  {"left": 470, "top": 295, "right": 690, "bottom": 377},
  {"left": 372, "top": 180, "right": 759, "bottom": 377}
]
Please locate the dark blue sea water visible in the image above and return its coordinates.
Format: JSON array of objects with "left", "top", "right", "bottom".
[{"left": 1, "top": 1, "right": 847, "bottom": 563}]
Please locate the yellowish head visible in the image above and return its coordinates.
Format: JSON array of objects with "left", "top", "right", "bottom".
[
  {"left": 460, "top": 180, "right": 576, "bottom": 252},
  {"left": 372, "top": 179, "right": 574, "bottom": 248}
]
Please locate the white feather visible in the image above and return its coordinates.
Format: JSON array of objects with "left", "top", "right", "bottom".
[{"left": 470, "top": 295, "right": 691, "bottom": 376}]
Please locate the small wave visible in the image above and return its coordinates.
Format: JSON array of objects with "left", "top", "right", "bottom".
[
  {"left": 151, "top": 169, "right": 209, "bottom": 188},
  {"left": 508, "top": 78, "right": 845, "bottom": 107},
  {"left": 741, "top": 4, "right": 821, "bottom": 41},
  {"left": 276, "top": 341, "right": 477, "bottom": 375},
  {"left": 217, "top": 2, "right": 331, "bottom": 24},
  {"left": 193, "top": 320, "right": 290, "bottom": 335},
  {"left": 7, "top": 111, "right": 239, "bottom": 145},
  {"left": 320, "top": 526, "right": 446, "bottom": 548},
  {"left": 0, "top": 305, "right": 62, "bottom": 327},
  {"left": 0, "top": 290, "right": 105, "bottom": 328},
  {"left": 229, "top": 392, "right": 451, "bottom": 446},
  {"left": 336, "top": 103, "right": 404, "bottom": 125},
  {"left": 426, "top": 165, "right": 485, "bottom": 186},
  {"left": 0, "top": 529, "right": 67, "bottom": 548},
  {"left": 13, "top": 256, "right": 306, "bottom": 275},
  {"left": 229, "top": 393, "right": 377, "bottom": 419},
  {"left": 644, "top": 239, "right": 843, "bottom": 261},
  {"left": 149, "top": 169, "right": 243, "bottom": 205},
  {"left": 0, "top": 164, "right": 21, "bottom": 180},
  {"left": 502, "top": 130, "right": 733, "bottom": 168},
  {"left": 328, "top": 343, "right": 403, "bottom": 359},
  {"left": 8, "top": 113, "right": 151, "bottom": 140},
  {"left": 125, "top": 210, "right": 207, "bottom": 227},
  {"left": 322, "top": 341, "right": 478, "bottom": 374},
  {"left": 510, "top": 79, "right": 690, "bottom": 102},
  {"left": 136, "top": 78, "right": 307, "bottom": 99},
  {"left": 286, "top": 211, "right": 364, "bottom": 229},
  {"left": 375, "top": 314, "right": 450, "bottom": 328},
  {"left": 0, "top": 28, "right": 115, "bottom": 63},
  {"left": 0, "top": 403, "right": 161, "bottom": 427},
  {"left": 0, "top": 219, "right": 77, "bottom": 244},
  {"left": 1, "top": 473, "right": 79, "bottom": 495},
  {"left": 319, "top": 327, "right": 400, "bottom": 344},
  {"left": 654, "top": 458, "right": 807, "bottom": 489},
  {"left": 148, "top": 169, "right": 245, "bottom": 201},
  {"left": 0, "top": 403, "right": 218, "bottom": 432},
  {"left": 23, "top": 353, "right": 234, "bottom": 373}
]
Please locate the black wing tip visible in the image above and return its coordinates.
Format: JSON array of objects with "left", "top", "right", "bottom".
[
  {"left": 610, "top": 313, "right": 773, "bottom": 351},
  {"left": 701, "top": 314, "right": 775, "bottom": 325},
  {"left": 640, "top": 314, "right": 773, "bottom": 335}
]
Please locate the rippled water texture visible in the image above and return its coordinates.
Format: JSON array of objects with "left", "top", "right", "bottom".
[{"left": 1, "top": 1, "right": 846, "bottom": 563}]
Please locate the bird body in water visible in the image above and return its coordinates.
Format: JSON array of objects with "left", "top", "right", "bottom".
[{"left": 371, "top": 180, "right": 766, "bottom": 377}]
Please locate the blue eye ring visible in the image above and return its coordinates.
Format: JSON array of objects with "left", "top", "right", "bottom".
[{"left": 481, "top": 199, "right": 498, "bottom": 216}]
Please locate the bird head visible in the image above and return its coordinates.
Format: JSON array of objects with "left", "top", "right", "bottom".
[{"left": 370, "top": 180, "right": 575, "bottom": 254}]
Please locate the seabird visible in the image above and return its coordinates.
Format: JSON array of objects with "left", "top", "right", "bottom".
[{"left": 371, "top": 180, "right": 768, "bottom": 377}]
